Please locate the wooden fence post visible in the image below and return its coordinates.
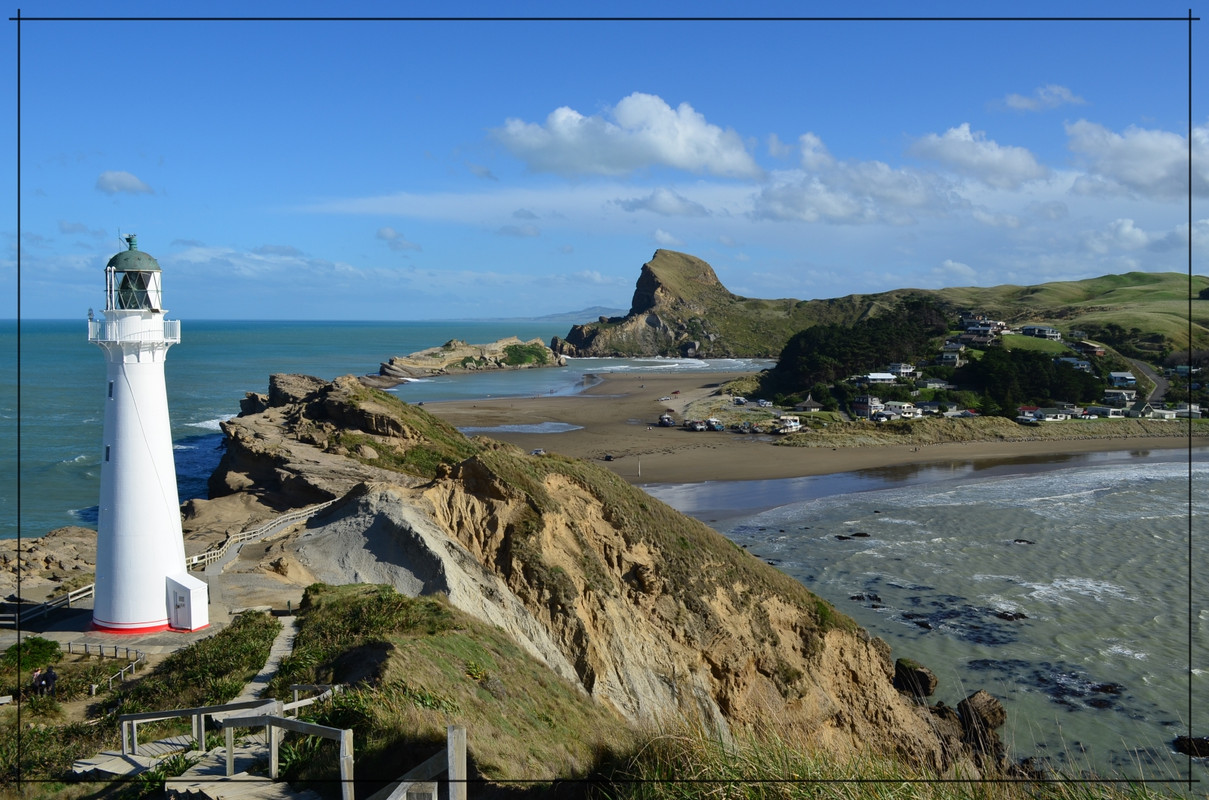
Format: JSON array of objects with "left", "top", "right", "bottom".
[
  {"left": 340, "top": 728, "right": 355, "bottom": 800},
  {"left": 448, "top": 725, "right": 466, "bottom": 800},
  {"left": 225, "top": 727, "right": 236, "bottom": 776}
]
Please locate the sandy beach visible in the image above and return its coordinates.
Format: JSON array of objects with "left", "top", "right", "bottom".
[{"left": 421, "top": 371, "right": 1206, "bottom": 485}]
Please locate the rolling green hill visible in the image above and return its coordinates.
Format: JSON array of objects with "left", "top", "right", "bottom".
[{"left": 551, "top": 251, "right": 1209, "bottom": 358}]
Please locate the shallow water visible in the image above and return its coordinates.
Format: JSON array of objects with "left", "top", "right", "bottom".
[{"left": 646, "top": 451, "right": 1208, "bottom": 785}]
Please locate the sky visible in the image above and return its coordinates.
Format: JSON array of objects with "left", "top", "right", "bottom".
[{"left": 6, "top": 1, "right": 1208, "bottom": 320}]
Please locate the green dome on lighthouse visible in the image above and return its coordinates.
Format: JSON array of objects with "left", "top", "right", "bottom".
[{"left": 106, "top": 234, "right": 161, "bottom": 272}]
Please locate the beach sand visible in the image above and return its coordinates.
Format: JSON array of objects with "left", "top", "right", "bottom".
[{"left": 421, "top": 371, "right": 1204, "bottom": 485}]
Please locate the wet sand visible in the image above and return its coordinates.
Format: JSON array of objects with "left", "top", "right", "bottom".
[{"left": 422, "top": 371, "right": 1205, "bottom": 485}]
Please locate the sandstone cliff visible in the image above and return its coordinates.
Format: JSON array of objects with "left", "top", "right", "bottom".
[
  {"left": 188, "top": 373, "right": 1008, "bottom": 777},
  {"left": 374, "top": 336, "right": 565, "bottom": 385}
]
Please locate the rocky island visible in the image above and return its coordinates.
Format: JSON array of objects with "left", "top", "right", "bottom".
[{"left": 368, "top": 336, "right": 565, "bottom": 387}]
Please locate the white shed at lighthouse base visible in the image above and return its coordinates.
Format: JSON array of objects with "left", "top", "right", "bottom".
[{"left": 167, "top": 572, "right": 209, "bottom": 632}]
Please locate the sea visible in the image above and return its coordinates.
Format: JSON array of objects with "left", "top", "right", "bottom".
[{"left": 3, "top": 319, "right": 1206, "bottom": 786}]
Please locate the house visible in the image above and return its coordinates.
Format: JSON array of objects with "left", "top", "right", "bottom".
[
  {"left": 1085, "top": 405, "right": 1125, "bottom": 418},
  {"left": 794, "top": 394, "right": 824, "bottom": 413},
  {"left": 852, "top": 395, "right": 884, "bottom": 418},
  {"left": 1073, "top": 340, "right": 1107, "bottom": 357},
  {"left": 1108, "top": 371, "right": 1137, "bottom": 388},
  {"left": 1022, "top": 325, "right": 1062, "bottom": 340},
  {"left": 1126, "top": 400, "right": 1155, "bottom": 418},
  {"left": 916, "top": 377, "right": 949, "bottom": 390},
  {"left": 915, "top": 400, "right": 944, "bottom": 415},
  {"left": 1150, "top": 407, "right": 1178, "bottom": 420},
  {"left": 887, "top": 362, "right": 917, "bottom": 377},
  {"left": 883, "top": 400, "right": 920, "bottom": 419},
  {"left": 1103, "top": 388, "right": 1137, "bottom": 406},
  {"left": 864, "top": 372, "right": 897, "bottom": 385},
  {"left": 1055, "top": 357, "right": 1093, "bottom": 373},
  {"left": 1035, "top": 408, "right": 1073, "bottom": 421},
  {"left": 1175, "top": 402, "right": 1202, "bottom": 418},
  {"left": 956, "top": 333, "right": 996, "bottom": 347},
  {"left": 938, "top": 351, "right": 966, "bottom": 368}
]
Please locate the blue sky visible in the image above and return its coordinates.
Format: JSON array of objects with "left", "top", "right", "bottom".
[{"left": 7, "top": 1, "right": 1207, "bottom": 320}]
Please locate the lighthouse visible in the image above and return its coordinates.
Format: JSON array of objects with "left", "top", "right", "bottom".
[{"left": 88, "top": 235, "right": 208, "bottom": 633}]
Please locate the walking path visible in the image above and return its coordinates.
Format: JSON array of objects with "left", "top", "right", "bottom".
[{"left": 72, "top": 615, "right": 310, "bottom": 799}]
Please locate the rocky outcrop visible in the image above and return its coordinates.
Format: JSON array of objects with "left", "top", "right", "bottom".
[
  {"left": 373, "top": 337, "right": 565, "bottom": 385},
  {"left": 193, "top": 374, "right": 1009, "bottom": 777},
  {"left": 0, "top": 526, "right": 95, "bottom": 603}
]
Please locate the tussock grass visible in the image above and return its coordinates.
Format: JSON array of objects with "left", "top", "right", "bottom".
[
  {"left": 596, "top": 726, "right": 1193, "bottom": 800},
  {"left": 268, "top": 584, "right": 637, "bottom": 792}
]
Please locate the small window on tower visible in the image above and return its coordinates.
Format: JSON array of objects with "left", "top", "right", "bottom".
[
  {"left": 108, "top": 381, "right": 114, "bottom": 398},
  {"left": 104, "top": 445, "right": 110, "bottom": 462}
]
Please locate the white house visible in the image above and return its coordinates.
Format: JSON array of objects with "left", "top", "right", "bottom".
[{"left": 883, "top": 400, "right": 920, "bottom": 419}]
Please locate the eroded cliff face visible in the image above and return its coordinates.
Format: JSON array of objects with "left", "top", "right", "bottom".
[
  {"left": 416, "top": 457, "right": 989, "bottom": 774},
  {"left": 200, "top": 374, "right": 1003, "bottom": 777}
]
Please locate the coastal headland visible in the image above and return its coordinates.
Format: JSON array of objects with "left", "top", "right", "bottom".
[{"left": 421, "top": 370, "right": 1207, "bottom": 485}]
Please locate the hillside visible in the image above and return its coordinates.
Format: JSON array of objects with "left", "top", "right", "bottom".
[
  {"left": 181, "top": 373, "right": 1010, "bottom": 780},
  {"left": 550, "top": 250, "right": 1209, "bottom": 358}
]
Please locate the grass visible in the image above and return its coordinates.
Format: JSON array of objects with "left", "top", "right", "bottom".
[
  {"left": 0, "top": 611, "right": 281, "bottom": 790},
  {"left": 266, "top": 584, "right": 638, "bottom": 792},
  {"left": 1000, "top": 334, "right": 1073, "bottom": 355},
  {"left": 566, "top": 252, "right": 1209, "bottom": 357},
  {"left": 594, "top": 725, "right": 1194, "bottom": 800}
]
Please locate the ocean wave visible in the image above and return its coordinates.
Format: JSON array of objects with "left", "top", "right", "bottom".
[
  {"left": 1024, "top": 577, "right": 1134, "bottom": 604},
  {"left": 187, "top": 417, "right": 230, "bottom": 431}
]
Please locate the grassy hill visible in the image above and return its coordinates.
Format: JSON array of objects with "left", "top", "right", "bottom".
[{"left": 556, "top": 251, "right": 1209, "bottom": 358}]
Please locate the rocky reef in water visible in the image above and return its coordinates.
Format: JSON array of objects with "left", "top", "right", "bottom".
[{"left": 368, "top": 336, "right": 565, "bottom": 387}]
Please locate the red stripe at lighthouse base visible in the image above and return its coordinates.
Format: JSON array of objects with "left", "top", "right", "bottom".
[{"left": 91, "top": 618, "right": 170, "bottom": 635}]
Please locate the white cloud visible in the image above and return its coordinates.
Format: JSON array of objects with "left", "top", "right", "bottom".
[
  {"left": 617, "top": 188, "right": 709, "bottom": 216},
  {"left": 96, "top": 170, "right": 153, "bottom": 195},
  {"left": 1084, "top": 218, "right": 1151, "bottom": 255},
  {"left": 653, "top": 229, "right": 683, "bottom": 246},
  {"left": 1005, "top": 84, "right": 1086, "bottom": 112},
  {"left": 752, "top": 131, "right": 958, "bottom": 226},
  {"left": 376, "top": 226, "right": 421, "bottom": 252},
  {"left": 492, "top": 92, "right": 761, "bottom": 178},
  {"left": 753, "top": 176, "right": 868, "bottom": 224},
  {"left": 910, "top": 123, "right": 1048, "bottom": 189},
  {"left": 767, "top": 133, "right": 793, "bottom": 159},
  {"left": 937, "top": 259, "right": 977, "bottom": 281},
  {"left": 574, "top": 269, "right": 609, "bottom": 284},
  {"left": 798, "top": 133, "right": 835, "bottom": 171},
  {"left": 513, "top": 208, "right": 539, "bottom": 219},
  {"left": 1065, "top": 120, "right": 1209, "bottom": 200}
]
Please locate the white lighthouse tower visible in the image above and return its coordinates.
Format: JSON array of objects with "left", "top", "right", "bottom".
[{"left": 89, "top": 235, "right": 208, "bottom": 633}]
